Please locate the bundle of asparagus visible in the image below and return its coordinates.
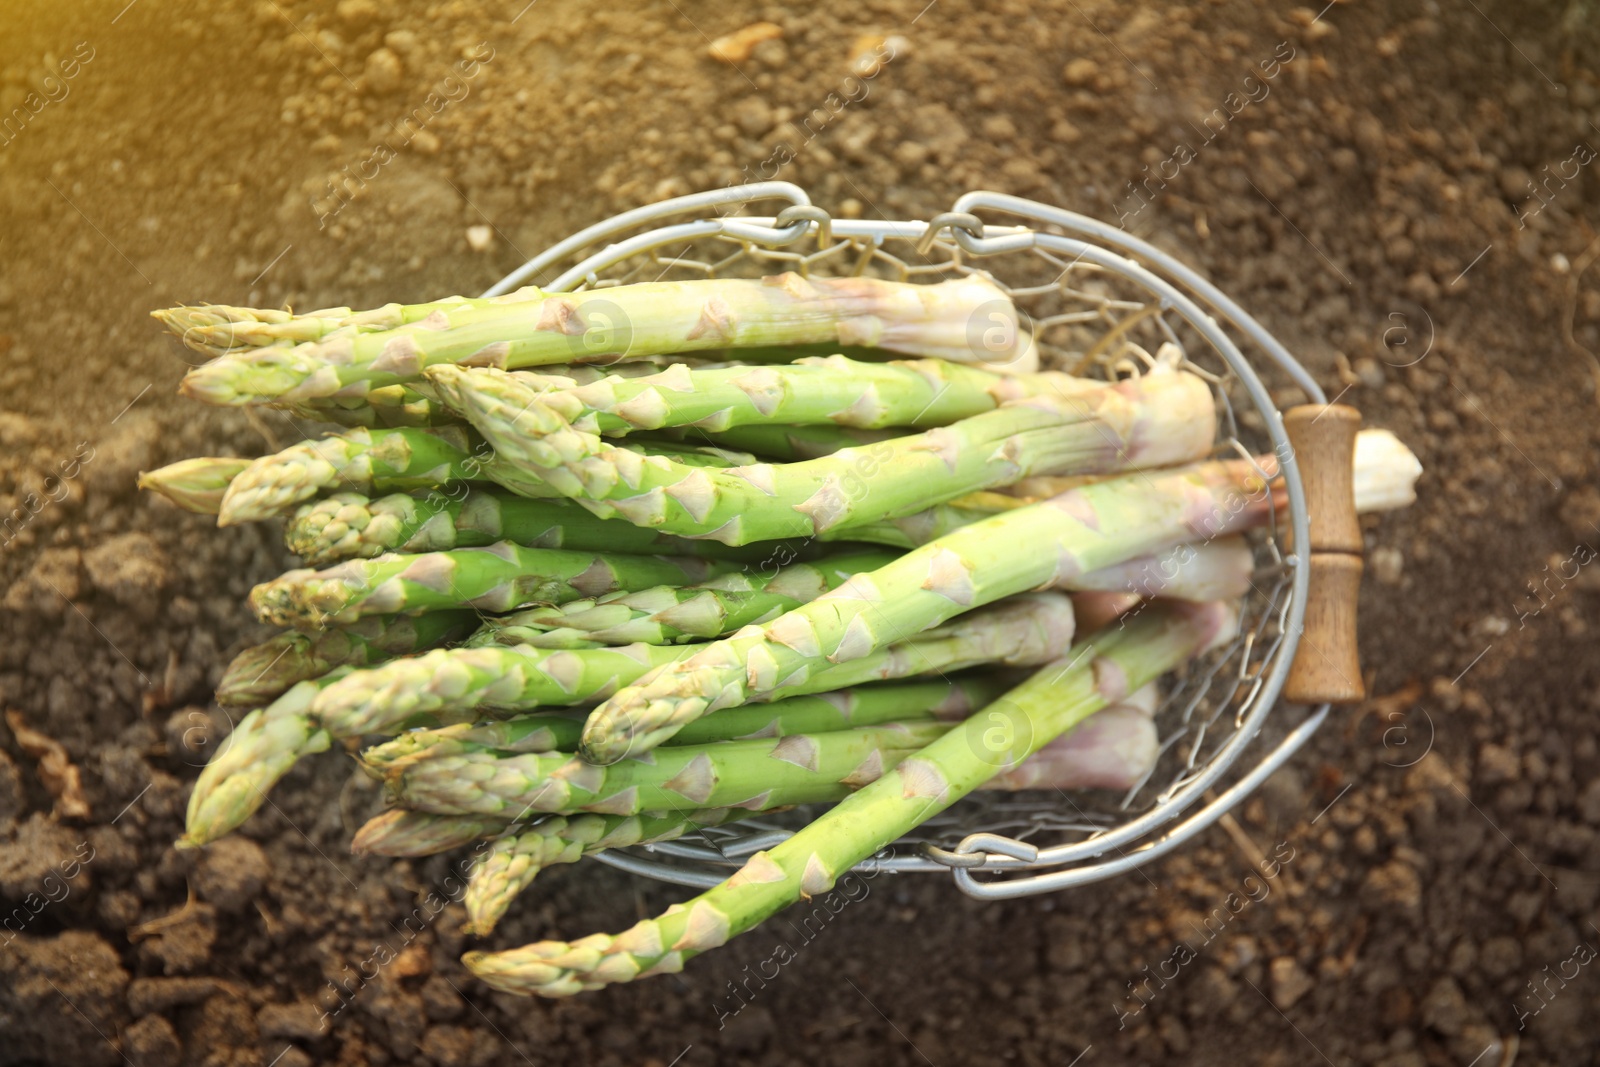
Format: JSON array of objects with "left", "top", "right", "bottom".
[{"left": 146, "top": 269, "right": 1422, "bottom": 998}]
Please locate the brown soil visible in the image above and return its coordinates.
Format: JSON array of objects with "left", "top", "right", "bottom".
[{"left": 3, "top": 0, "right": 1598, "bottom": 1063}]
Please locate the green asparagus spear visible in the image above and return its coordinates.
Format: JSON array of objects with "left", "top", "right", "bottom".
[
  {"left": 317, "top": 593, "right": 1074, "bottom": 742},
  {"left": 274, "top": 361, "right": 735, "bottom": 429},
  {"left": 318, "top": 642, "right": 683, "bottom": 737},
  {"left": 462, "top": 808, "right": 756, "bottom": 935},
  {"left": 384, "top": 720, "right": 953, "bottom": 817},
  {"left": 138, "top": 457, "right": 255, "bottom": 514},
  {"left": 218, "top": 426, "right": 758, "bottom": 526},
  {"left": 462, "top": 599, "right": 1234, "bottom": 996},
  {"left": 429, "top": 361, "right": 1215, "bottom": 544},
  {"left": 510, "top": 355, "right": 1101, "bottom": 437},
  {"left": 360, "top": 677, "right": 1008, "bottom": 776},
  {"left": 218, "top": 426, "right": 507, "bottom": 526},
  {"left": 464, "top": 549, "right": 898, "bottom": 649},
  {"left": 577, "top": 455, "right": 1274, "bottom": 763},
  {"left": 284, "top": 488, "right": 809, "bottom": 567},
  {"left": 215, "top": 611, "right": 479, "bottom": 707},
  {"left": 178, "top": 274, "right": 1018, "bottom": 405},
  {"left": 697, "top": 423, "right": 898, "bottom": 462},
  {"left": 352, "top": 809, "right": 513, "bottom": 857},
  {"left": 279, "top": 384, "right": 454, "bottom": 428},
  {"left": 251, "top": 543, "right": 739, "bottom": 629},
  {"left": 179, "top": 674, "right": 346, "bottom": 849},
  {"left": 154, "top": 291, "right": 524, "bottom": 355}
]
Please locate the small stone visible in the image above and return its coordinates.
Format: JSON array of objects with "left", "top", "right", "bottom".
[
  {"left": 1062, "top": 58, "right": 1099, "bottom": 86},
  {"left": 708, "top": 22, "right": 782, "bottom": 65},
  {"left": 257, "top": 1000, "right": 329, "bottom": 1042},
  {"left": 82, "top": 532, "right": 169, "bottom": 606},
  {"left": 733, "top": 96, "right": 773, "bottom": 137},
  {"left": 392, "top": 941, "right": 432, "bottom": 979},
  {"left": 336, "top": 0, "right": 379, "bottom": 24},
  {"left": 749, "top": 37, "right": 788, "bottom": 68},
  {"left": 1050, "top": 118, "right": 1082, "bottom": 143},
  {"left": 410, "top": 129, "right": 441, "bottom": 155},
  {"left": 1270, "top": 957, "right": 1315, "bottom": 1010},
  {"left": 465, "top": 225, "right": 493, "bottom": 252},
  {"left": 1371, "top": 545, "right": 1403, "bottom": 585},
  {"left": 364, "top": 47, "right": 403, "bottom": 94},
  {"left": 1476, "top": 743, "right": 1519, "bottom": 785},
  {"left": 849, "top": 34, "right": 907, "bottom": 76},
  {"left": 1353, "top": 357, "right": 1386, "bottom": 389}
]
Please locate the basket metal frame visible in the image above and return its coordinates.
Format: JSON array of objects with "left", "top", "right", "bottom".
[{"left": 482, "top": 182, "right": 1330, "bottom": 899}]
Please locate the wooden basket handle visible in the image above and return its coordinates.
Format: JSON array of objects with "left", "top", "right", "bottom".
[{"left": 1281, "top": 404, "right": 1365, "bottom": 704}]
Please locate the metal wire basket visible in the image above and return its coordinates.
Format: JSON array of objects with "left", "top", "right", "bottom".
[{"left": 481, "top": 182, "right": 1329, "bottom": 900}]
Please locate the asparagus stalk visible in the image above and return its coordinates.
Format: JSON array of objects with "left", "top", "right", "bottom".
[
  {"left": 577, "top": 455, "right": 1274, "bottom": 763},
  {"left": 722, "top": 426, "right": 1416, "bottom": 550},
  {"left": 697, "top": 423, "right": 899, "bottom": 462},
  {"left": 464, "top": 549, "right": 899, "bottom": 649},
  {"left": 462, "top": 808, "right": 757, "bottom": 935},
  {"left": 218, "top": 426, "right": 758, "bottom": 526},
  {"left": 218, "top": 426, "right": 506, "bottom": 526},
  {"left": 986, "top": 704, "right": 1158, "bottom": 791},
  {"left": 250, "top": 544, "right": 739, "bottom": 629},
  {"left": 510, "top": 355, "right": 1102, "bottom": 437},
  {"left": 138, "top": 457, "right": 254, "bottom": 514},
  {"left": 279, "top": 384, "right": 452, "bottom": 429},
  {"left": 275, "top": 361, "right": 733, "bottom": 429},
  {"left": 319, "top": 642, "right": 684, "bottom": 737},
  {"left": 428, "top": 361, "right": 1215, "bottom": 544},
  {"left": 316, "top": 592, "right": 1073, "bottom": 740},
  {"left": 463, "top": 599, "right": 1235, "bottom": 996},
  {"left": 1069, "top": 535, "right": 1256, "bottom": 602},
  {"left": 841, "top": 492, "right": 1031, "bottom": 548},
  {"left": 383, "top": 720, "right": 953, "bottom": 817},
  {"left": 352, "top": 809, "right": 512, "bottom": 857},
  {"left": 177, "top": 274, "right": 1019, "bottom": 405},
  {"left": 285, "top": 488, "right": 808, "bottom": 567},
  {"left": 215, "top": 611, "right": 479, "bottom": 707},
  {"left": 180, "top": 674, "right": 345, "bottom": 848},
  {"left": 360, "top": 677, "right": 1008, "bottom": 776},
  {"left": 154, "top": 291, "right": 522, "bottom": 356}
]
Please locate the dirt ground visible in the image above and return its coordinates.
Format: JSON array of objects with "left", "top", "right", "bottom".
[{"left": 3, "top": 0, "right": 1599, "bottom": 1063}]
